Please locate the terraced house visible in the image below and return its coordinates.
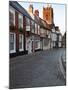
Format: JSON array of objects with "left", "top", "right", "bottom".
[
  {"left": 9, "top": 1, "right": 62, "bottom": 57},
  {"left": 9, "top": 1, "right": 33, "bottom": 57}
]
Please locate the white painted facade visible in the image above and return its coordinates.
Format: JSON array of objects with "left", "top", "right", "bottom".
[
  {"left": 43, "top": 38, "right": 51, "bottom": 50},
  {"left": 26, "top": 36, "right": 32, "bottom": 54},
  {"left": 26, "top": 35, "right": 41, "bottom": 54},
  {"left": 51, "top": 28, "right": 57, "bottom": 48}
]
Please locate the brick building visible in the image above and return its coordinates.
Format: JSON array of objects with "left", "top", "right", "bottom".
[
  {"left": 9, "top": 1, "right": 62, "bottom": 57},
  {"left": 9, "top": 1, "right": 34, "bottom": 57}
]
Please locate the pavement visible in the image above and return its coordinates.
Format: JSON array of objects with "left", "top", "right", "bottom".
[{"left": 9, "top": 48, "right": 66, "bottom": 89}]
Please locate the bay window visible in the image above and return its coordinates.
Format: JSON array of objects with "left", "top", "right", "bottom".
[
  {"left": 10, "top": 33, "right": 16, "bottom": 53},
  {"left": 19, "top": 34, "right": 24, "bottom": 51}
]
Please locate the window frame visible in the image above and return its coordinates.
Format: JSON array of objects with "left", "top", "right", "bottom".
[
  {"left": 19, "top": 34, "right": 24, "bottom": 51},
  {"left": 26, "top": 17, "right": 30, "bottom": 26},
  {"left": 35, "top": 23, "right": 38, "bottom": 34},
  {"left": 10, "top": 32, "right": 16, "bottom": 53},
  {"left": 31, "top": 20, "right": 35, "bottom": 33},
  {"left": 9, "top": 6, "right": 15, "bottom": 26},
  {"left": 18, "top": 13, "right": 23, "bottom": 29},
  {"left": 26, "top": 17, "right": 30, "bottom": 31}
]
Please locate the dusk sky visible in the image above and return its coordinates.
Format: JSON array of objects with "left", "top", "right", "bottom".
[{"left": 18, "top": 1, "right": 66, "bottom": 35}]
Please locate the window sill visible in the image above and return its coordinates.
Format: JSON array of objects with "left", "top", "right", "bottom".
[{"left": 10, "top": 50, "right": 16, "bottom": 53}]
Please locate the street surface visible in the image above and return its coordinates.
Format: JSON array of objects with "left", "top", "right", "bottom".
[{"left": 10, "top": 48, "right": 66, "bottom": 89}]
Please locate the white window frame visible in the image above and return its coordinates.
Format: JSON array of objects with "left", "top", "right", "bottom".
[
  {"left": 10, "top": 32, "right": 16, "bottom": 53},
  {"left": 9, "top": 6, "right": 15, "bottom": 26},
  {"left": 18, "top": 13, "right": 23, "bottom": 28},
  {"left": 19, "top": 34, "right": 24, "bottom": 51},
  {"left": 35, "top": 23, "right": 37, "bottom": 34}
]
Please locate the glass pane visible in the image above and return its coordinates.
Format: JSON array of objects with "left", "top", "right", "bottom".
[
  {"left": 19, "top": 43, "right": 22, "bottom": 49},
  {"left": 10, "top": 34, "right": 14, "bottom": 42},
  {"left": 10, "top": 43, "right": 14, "bottom": 50},
  {"left": 31, "top": 21, "right": 35, "bottom": 33},
  {"left": 26, "top": 17, "right": 30, "bottom": 26},
  {"left": 19, "top": 18, "right": 23, "bottom": 28},
  {"left": 19, "top": 35, "right": 22, "bottom": 43},
  {"left": 10, "top": 34, "right": 14, "bottom": 50},
  {"left": 19, "top": 35, "right": 23, "bottom": 49},
  {"left": 9, "top": 11, "right": 14, "bottom": 26}
]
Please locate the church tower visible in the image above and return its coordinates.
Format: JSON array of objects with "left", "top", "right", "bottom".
[{"left": 43, "top": 5, "right": 53, "bottom": 24}]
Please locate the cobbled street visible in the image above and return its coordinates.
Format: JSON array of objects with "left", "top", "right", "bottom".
[{"left": 10, "top": 48, "right": 66, "bottom": 89}]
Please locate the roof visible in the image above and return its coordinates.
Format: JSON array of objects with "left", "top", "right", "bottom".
[
  {"left": 39, "top": 18, "right": 51, "bottom": 30},
  {"left": 34, "top": 15, "right": 40, "bottom": 25},
  {"left": 9, "top": 1, "right": 32, "bottom": 20}
]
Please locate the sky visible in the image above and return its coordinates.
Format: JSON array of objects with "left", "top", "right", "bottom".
[{"left": 18, "top": 1, "right": 66, "bottom": 35}]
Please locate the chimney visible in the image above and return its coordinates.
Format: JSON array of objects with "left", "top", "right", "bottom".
[
  {"left": 55, "top": 26, "right": 59, "bottom": 31},
  {"left": 34, "top": 10, "right": 39, "bottom": 17},
  {"left": 28, "top": 4, "right": 33, "bottom": 14}
]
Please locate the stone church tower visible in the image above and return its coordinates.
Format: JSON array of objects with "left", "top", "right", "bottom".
[{"left": 43, "top": 5, "right": 54, "bottom": 24}]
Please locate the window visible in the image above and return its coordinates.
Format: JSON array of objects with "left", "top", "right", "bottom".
[
  {"left": 35, "top": 23, "right": 38, "bottom": 34},
  {"left": 31, "top": 20, "right": 35, "bottom": 33},
  {"left": 9, "top": 11, "right": 14, "bottom": 26},
  {"left": 35, "top": 41, "right": 40, "bottom": 49},
  {"left": 19, "top": 34, "right": 24, "bottom": 51},
  {"left": 10, "top": 33, "right": 16, "bottom": 53},
  {"left": 18, "top": 14, "right": 23, "bottom": 28},
  {"left": 26, "top": 17, "right": 30, "bottom": 26},
  {"left": 9, "top": 6, "right": 15, "bottom": 26},
  {"left": 26, "top": 17, "right": 30, "bottom": 31}
]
